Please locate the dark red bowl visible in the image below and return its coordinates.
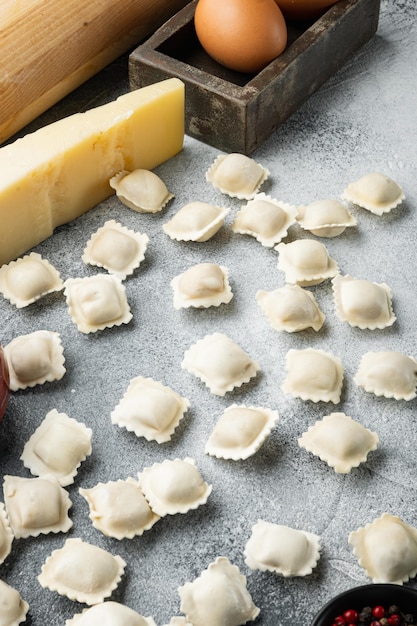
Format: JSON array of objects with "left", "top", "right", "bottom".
[
  {"left": 0, "top": 345, "right": 10, "bottom": 420},
  {"left": 311, "top": 584, "right": 417, "bottom": 625}
]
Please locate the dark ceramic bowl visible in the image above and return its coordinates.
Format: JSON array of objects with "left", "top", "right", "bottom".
[
  {"left": 0, "top": 345, "right": 9, "bottom": 421},
  {"left": 311, "top": 584, "right": 417, "bottom": 625}
]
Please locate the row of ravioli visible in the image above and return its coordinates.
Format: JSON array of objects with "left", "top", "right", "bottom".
[
  {"left": 111, "top": 153, "right": 405, "bottom": 239},
  {"left": 3, "top": 322, "right": 417, "bottom": 414},
  {"left": 0, "top": 240, "right": 399, "bottom": 334}
]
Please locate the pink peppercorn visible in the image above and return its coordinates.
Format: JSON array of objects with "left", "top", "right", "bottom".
[
  {"left": 373, "top": 607, "right": 386, "bottom": 620},
  {"left": 343, "top": 610, "right": 359, "bottom": 624}
]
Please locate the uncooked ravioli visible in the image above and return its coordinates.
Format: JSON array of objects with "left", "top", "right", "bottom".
[
  {"left": 82, "top": 219, "right": 149, "bottom": 279},
  {"left": 79, "top": 478, "right": 159, "bottom": 540},
  {"left": 163, "top": 202, "right": 229, "bottom": 242},
  {"left": 171, "top": 263, "right": 233, "bottom": 309},
  {"left": 138, "top": 458, "right": 212, "bottom": 517},
  {"left": 276, "top": 239, "right": 339, "bottom": 286},
  {"left": 282, "top": 348, "right": 344, "bottom": 404},
  {"left": 244, "top": 520, "right": 321, "bottom": 576},
  {"left": 0, "top": 252, "right": 63, "bottom": 308},
  {"left": 349, "top": 513, "right": 417, "bottom": 584},
  {"left": 298, "top": 412, "right": 379, "bottom": 473},
  {"left": 21, "top": 409, "right": 92, "bottom": 486},
  {"left": 206, "top": 153, "right": 269, "bottom": 199},
  {"left": 332, "top": 274, "right": 396, "bottom": 330},
  {"left": 182, "top": 332, "right": 260, "bottom": 396},
  {"left": 178, "top": 556, "right": 260, "bottom": 626},
  {"left": 38, "top": 538, "right": 126, "bottom": 605},
  {"left": 231, "top": 193, "right": 297, "bottom": 246},
  {"left": 205, "top": 404, "right": 279, "bottom": 460},
  {"left": 4, "top": 330, "right": 66, "bottom": 391}
]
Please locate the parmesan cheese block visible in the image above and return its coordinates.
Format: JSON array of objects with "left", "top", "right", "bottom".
[{"left": 0, "top": 78, "right": 184, "bottom": 266}]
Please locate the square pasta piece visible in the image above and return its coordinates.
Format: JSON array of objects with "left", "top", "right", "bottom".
[
  {"left": 138, "top": 457, "right": 212, "bottom": 517},
  {"left": 0, "top": 252, "right": 63, "bottom": 308},
  {"left": 296, "top": 199, "right": 356, "bottom": 238},
  {"left": 38, "top": 538, "right": 126, "bottom": 605},
  {"left": 82, "top": 219, "right": 149, "bottom": 279},
  {"left": 244, "top": 519, "right": 321, "bottom": 577},
  {"left": 354, "top": 351, "right": 417, "bottom": 400},
  {"left": 20, "top": 409, "right": 92, "bottom": 486},
  {"left": 276, "top": 239, "right": 339, "bottom": 286},
  {"left": 0, "top": 580, "right": 29, "bottom": 626},
  {"left": 3, "top": 474, "right": 72, "bottom": 539},
  {"left": 231, "top": 193, "right": 297, "bottom": 247},
  {"left": 205, "top": 404, "right": 279, "bottom": 460},
  {"left": 341, "top": 172, "right": 405, "bottom": 215},
  {"left": 178, "top": 556, "right": 260, "bottom": 626},
  {"left": 170, "top": 263, "right": 233, "bottom": 309},
  {"left": 0, "top": 502, "right": 13, "bottom": 565},
  {"left": 79, "top": 477, "right": 160, "bottom": 540},
  {"left": 332, "top": 274, "right": 396, "bottom": 330},
  {"left": 349, "top": 513, "right": 417, "bottom": 584},
  {"left": 281, "top": 348, "right": 344, "bottom": 404},
  {"left": 110, "top": 168, "right": 174, "bottom": 213},
  {"left": 205, "top": 153, "right": 269, "bottom": 200},
  {"left": 66, "top": 602, "right": 157, "bottom": 625},
  {"left": 4, "top": 330, "right": 65, "bottom": 391},
  {"left": 182, "top": 332, "right": 260, "bottom": 396},
  {"left": 298, "top": 412, "right": 379, "bottom": 474},
  {"left": 256, "top": 284, "right": 325, "bottom": 333},
  {"left": 163, "top": 201, "right": 229, "bottom": 242},
  {"left": 64, "top": 274, "right": 132, "bottom": 333},
  {"left": 111, "top": 376, "right": 190, "bottom": 443}
]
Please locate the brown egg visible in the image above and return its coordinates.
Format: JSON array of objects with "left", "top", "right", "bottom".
[
  {"left": 274, "top": 0, "right": 339, "bottom": 21},
  {"left": 194, "top": 0, "right": 288, "bottom": 74}
]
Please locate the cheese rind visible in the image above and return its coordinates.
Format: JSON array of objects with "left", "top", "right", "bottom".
[{"left": 0, "top": 78, "right": 184, "bottom": 266}]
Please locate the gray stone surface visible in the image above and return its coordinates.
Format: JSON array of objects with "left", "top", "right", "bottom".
[{"left": 0, "top": 1, "right": 416, "bottom": 623}]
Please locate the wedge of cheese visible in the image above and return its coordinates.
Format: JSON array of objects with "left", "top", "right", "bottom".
[{"left": 0, "top": 78, "right": 184, "bottom": 266}]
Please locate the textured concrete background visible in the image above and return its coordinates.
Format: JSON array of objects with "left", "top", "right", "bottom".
[{"left": 1, "top": 1, "right": 416, "bottom": 623}]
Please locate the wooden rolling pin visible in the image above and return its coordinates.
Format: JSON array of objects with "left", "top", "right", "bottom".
[{"left": 0, "top": 0, "right": 191, "bottom": 143}]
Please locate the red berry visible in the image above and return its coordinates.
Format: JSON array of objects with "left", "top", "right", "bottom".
[
  {"left": 370, "top": 622, "right": 381, "bottom": 626},
  {"left": 343, "top": 610, "right": 359, "bottom": 624},
  {"left": 373, "top": 606, "right": 386, "bottom": 619},
  {"left": 388, "top": 616, "right": 401, "bottom": 626},
  {"left": 334, "top": 617, "right": 346, "bottom": 625}
]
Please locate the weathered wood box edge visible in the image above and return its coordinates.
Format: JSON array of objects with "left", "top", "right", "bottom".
[{"left": 129, "top": 0, "right": 380, "bottom": 155}]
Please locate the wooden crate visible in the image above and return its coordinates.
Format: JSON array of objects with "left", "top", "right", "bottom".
[{"left": 129, "top": 0, "right": 380, "bottom": 155}]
